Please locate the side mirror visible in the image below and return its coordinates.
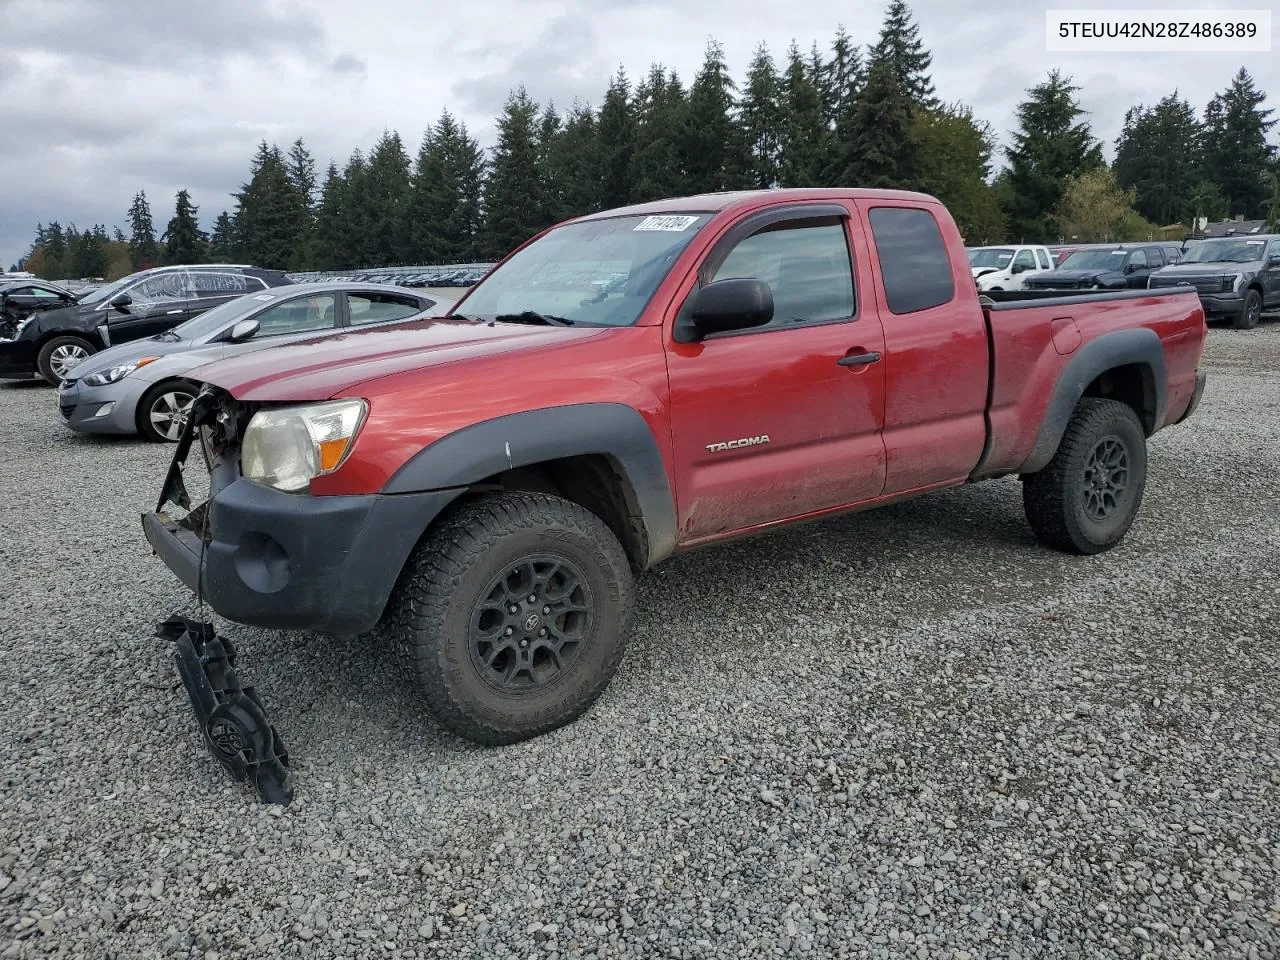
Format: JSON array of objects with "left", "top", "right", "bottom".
[
  {"left": 1123, "top": 263, "right": 1138, "bottom": 274},
  {"left": 110, "top": 293, "right": 132, "bottom": 311},
  {"left": 1269, "top": 254, "right": 1280, "bottom": 267},
  {"left": 688, "top": 278, "right": 773, "bottom": 339},
  {"left": 227, "top": 318, "right": 260, "bottom": 343},
  {"left": 1011, "top": 262, "right": 1029, "bottom": 274}
]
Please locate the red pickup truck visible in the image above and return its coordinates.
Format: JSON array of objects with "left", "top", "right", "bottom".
[{"left": 144, "top": 188, "right": 1207, "bottom": 745}]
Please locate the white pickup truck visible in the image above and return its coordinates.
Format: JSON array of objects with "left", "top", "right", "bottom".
[{"left": 967, "top": 245, "right": 1055, "bottom": 292}]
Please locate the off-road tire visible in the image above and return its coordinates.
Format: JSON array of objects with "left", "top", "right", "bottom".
[
  {"left": 1234, "top": 288, "right": 1262, "bottom": 330},
  {"left": 36, "top": 335, "right": 96, "bottom": 385},
  {"left": 1022, "top": 398, "right": 1147, "bottom": 555},
  {"left": 388, "top": 492, "right": 635, "bottom": 745}
]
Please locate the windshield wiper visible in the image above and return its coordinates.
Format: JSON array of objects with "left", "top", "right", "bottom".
[{"left": 493, "top": 311, "right": 574, "bottom": 327}]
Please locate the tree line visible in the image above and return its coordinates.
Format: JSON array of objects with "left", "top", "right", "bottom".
[{"left": 14, "top": 0, "right": 1280, "bottom": 280}]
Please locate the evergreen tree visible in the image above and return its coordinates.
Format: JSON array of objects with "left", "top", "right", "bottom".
[
  {"left": 821, "top": 26, "right": 863, "bottom": 139},
  {"left": 285, "top": 138, "right": 318, "bottom": 269},
  {"left": 161, "top": 190, "right": 202, "bottom": 265},
  {"left": 209, "top": 211, "right": 237, "bottom": 262},
  {"left": 309, "top": 162, "right": 348, "bottom": 269},
  {"left": 42, "top": 222, "right": 69, "bottom": 279},
  {"left": 410, "top": 111, "right": 487, "bottom": 263},
  {"left": 1113, "top": 93, "right": 1203, "bottom": 225},
  {"left": 678, "top": 40, "right": 736, "bottom": 194},
  {"left": 915, "top": 104, "right": 1005, "bottom": 242},
  {"left": 630, "top": 67, "right": 687, "bottom": 202},
  {"left": 363, "top": 130, "right": 413, "bottom": 265},
  {"left": 870, "top": 0, "right": 935, "bottom": 104},
  {"left": 778, "top": 42, "right": 829, "bottom": 187},
  {"left": 112, "top": 226, "right": 126, "bottom": 243},
  {"left": 339, "top": 149, "right": 371, "bottom": 268},
  {"left": 234, "top": 141, "right": 310, "bottom": 268},
  {"left": 735, "top": 44, "right": 783, "bottom": 189},
  {"left": 127, "top": 191, "right": 159, "bottom": 269},
  {"left": 1003, "top": 70, "right": 1104, "bottom": 241},
  {"left": 835, "top": 54, "right": 918, "bottom": 188},
  {"left": 536, "top": 105, "right": 566, "bottom": 224},
  {"left": 483, "top": 87, "right": 550, "bottom": 258},
  {"left": 597, "top": 69, "right": 636, "bottom": 208},
  {"left": 1201, "top": 68, "right": 1276, "bottom": 218},
  {"left": 548, "top": 102, "right": 603, "bottom": 219},
  {"left": 1187, "top": 180, "right": 1228, "bottom": 227}
]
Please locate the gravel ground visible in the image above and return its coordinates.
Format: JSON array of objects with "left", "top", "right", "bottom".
[{"left": 1, "top": 322, "right": 1278, "bottom": 960}]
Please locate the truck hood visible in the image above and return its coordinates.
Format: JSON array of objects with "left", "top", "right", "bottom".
[
  {"left": 971, "top": 266, "right": 1002, "bottom": 279},
  {"left": 186, "top": 317, "right": 606, "bottom": 402},
  {"left": 1152, "top": 261, "right": 1254, "bottom": 278},
  {"left": 1026, "top": 268, "right": 1119, "bottom": 286}
]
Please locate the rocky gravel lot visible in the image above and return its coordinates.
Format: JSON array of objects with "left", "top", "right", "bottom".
[{"left": 2, "top": 323, "right": 1278, "bottom": 959}]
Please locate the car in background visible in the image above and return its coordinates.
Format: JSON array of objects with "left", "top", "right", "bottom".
[
  {"left": 0, "top": 264, "right": 292, "bottom": 385},
  {"left": 1, "top": 279, "right": 82, "bottom": 338},
  {"left": 1023, "top": 244, "right": 1172, "bottom": 293},
  {"left": 1148, "top": 234, "right": 1280, "bottom": 329},
  {"left": 59, "top": 283, "right": 454, "bottom": 442},
  {"left": 966, "top": 245, "right": 1055, "bottom": 291}
]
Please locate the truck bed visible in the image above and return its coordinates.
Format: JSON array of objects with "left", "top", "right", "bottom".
[{"left": 974, "top": 287, "right": 1205, "bottom": 479}]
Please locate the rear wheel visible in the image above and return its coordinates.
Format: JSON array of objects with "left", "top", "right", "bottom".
[
  {"left": 36, "top": 335, "right": 95, "bottom": 385},
  {"left": 1234, "top": 288, "right": 1262, "bottom": 329},
  {"left": 389, "top": 492, "right": 634, "bottom": 744},
  {"left": 1022, "top": 398, "right": 1148, "bottom": 555},
  {"left": 138, "top": 381, "right": 197, "bottom": 442}
]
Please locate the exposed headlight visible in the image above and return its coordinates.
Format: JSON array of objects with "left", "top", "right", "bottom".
[
  {"left": 14, "top": 316, "right": 35, "bottom": 338},
  {"left": 241, "top": 399, "right": 368, "bottom": 492},
  {"left": 81, "top": 356, "right": 158, "bottom": 386}
]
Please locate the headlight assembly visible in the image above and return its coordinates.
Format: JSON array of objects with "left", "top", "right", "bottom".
[
  {"left": 82, "top": 356, "right": 158, "bottom": 386},
  {"left": 240, "top": 399, "right": 368, "bottom": 492}
]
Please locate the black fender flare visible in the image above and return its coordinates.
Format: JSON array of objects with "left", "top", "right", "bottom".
[
  {"left": 1020, "top": 327, "right": 1166, "bottom": 475},
  {"left": 383, "top": 403, "right": 678, "bottom": 566}
]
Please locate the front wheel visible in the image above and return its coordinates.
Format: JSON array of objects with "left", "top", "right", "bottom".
[
  {"left": 36, "top": 335, "right": 95, "bottom": 385},
  {"left": 138, "top": 381, "right": 198, "bottom": 442},
  {"left": 1022, "top": 398, "right": 1148, "bottom": 555},
  {"left": 389, "top": 492, "right": 635, "bottom": 744},
  {"left": 1234, "top": 289, "right": 1262, "bottom": 330}
]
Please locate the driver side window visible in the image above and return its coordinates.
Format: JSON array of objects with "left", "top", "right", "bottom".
[
  {"left": 1127, "top": 249, "right": 1148, "bottom": 269},
  {"left": 131, "top": 272, "right": 188, "bottom": 303},
  {"left": 253, "top": 294, "right": 338, "bottom": 338},
  {"left": 709, "top": 218, "right": 855, "bottom": 330},
  {"left": 1013, "top": 249, "right": 1036, "bottom": 271}
]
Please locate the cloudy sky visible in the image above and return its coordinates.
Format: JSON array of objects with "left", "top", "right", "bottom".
[{"left": 1, "top": 0, "right": 1275, "bottom": 268}]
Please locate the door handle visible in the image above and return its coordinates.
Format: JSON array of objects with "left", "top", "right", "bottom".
[
  {"left": 166, "top": 309, "right": 184, "bottom": 315},
  {"left": 837, "top": 351, "right": 881, "bottom": 367}
]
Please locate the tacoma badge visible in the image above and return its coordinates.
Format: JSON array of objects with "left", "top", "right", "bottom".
[{"left": 705, "top": 435, "right": 771, "bottom": 453}]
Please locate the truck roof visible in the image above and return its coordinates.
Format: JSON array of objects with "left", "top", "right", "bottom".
[{"left": 574, "top": 188, "right": 940, "bottom": 222}]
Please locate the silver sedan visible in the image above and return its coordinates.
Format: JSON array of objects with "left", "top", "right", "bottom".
[{"left": 57, "top": 282, "right": 453, "bottom": 441}]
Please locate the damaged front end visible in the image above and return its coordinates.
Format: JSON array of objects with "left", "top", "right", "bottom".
[{"left": 149, "top": 387, "right": 293, "bottom": 804}]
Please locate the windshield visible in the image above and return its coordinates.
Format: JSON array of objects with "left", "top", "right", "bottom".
[
  {"left": 457, "top": 213, "right": 713, "bottom": 326},
  {"left": 1059, "top": 249, "right": 1129, "bottom": 270},
  {"left": 1181, "top": 239, "right": 1269, "bottom": 264},
  {"left": 968, "top": 248, "right": 1015, "bottom": 268},
  {"left": 169, "top": 292, "right": 272, "bottom": 340},
  {"left": 75, "top": 272, "right": 142, "bottom": 305}
]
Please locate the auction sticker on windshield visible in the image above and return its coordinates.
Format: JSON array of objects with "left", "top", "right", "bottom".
[{"left": 634, "top": 215, "right": 700, "bottom": 232}]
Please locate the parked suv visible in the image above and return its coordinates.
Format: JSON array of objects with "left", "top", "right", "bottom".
[
  {"left": 1024, "top": 244, "right": 1171, "bottom": 292},
  {"left": 1148, "top": 235, "right": 1280, "bottom": 329},
  {"left": 967, "top": 245, "right": 1054, "bottom": 291},
  {"left": 0, "top": 264, "right": 292, "bottom": 384}
]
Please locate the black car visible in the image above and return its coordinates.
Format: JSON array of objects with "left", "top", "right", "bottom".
[
  {"left": 0, "top": 264, "right": 292, "bottom": 384},
  {"left": 1, "top": 280, "right": 81, "bottom": 338},
  {"left": 1023, "top": 244, "right": 1172, "bottom": 293},
  {"left": 1148, "top": 234, "right": 1280, "bottom": 329}
]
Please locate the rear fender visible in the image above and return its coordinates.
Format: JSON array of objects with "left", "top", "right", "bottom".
[{"left": 1020, "top": 327, "right": 1166, "bottom": 475}]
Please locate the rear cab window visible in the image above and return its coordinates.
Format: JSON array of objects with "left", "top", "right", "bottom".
[{"left": 867, "top": 207, "right": 955, "bottom": 314}]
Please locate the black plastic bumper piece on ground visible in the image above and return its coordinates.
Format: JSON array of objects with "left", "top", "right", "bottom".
[{"left": 157, "top": 614, "right": 294, "bottom": 805}]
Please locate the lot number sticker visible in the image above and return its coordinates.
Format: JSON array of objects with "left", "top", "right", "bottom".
[{"left": 634, "top": 215, "right": 700, "bottom": 232}]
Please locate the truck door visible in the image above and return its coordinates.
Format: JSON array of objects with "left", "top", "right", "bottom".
[
  {"left": 1264, "top": 238, "right": 1280, "bottom": 307},
  {"left": 858, "top": 201, "right": 990, "bottom": 494},
  {"left": 664, "top": 203, "right": 888, "bottom": 542}
]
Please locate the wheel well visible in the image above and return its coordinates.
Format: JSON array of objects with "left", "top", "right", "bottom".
[
  {"left": 1246, "top": 281, "right": 1264, "bottom": 296},
  {"left": 461, "top": 454, "right": 650, "bottom": 571},
  {"left": 37, "top": 329, "right": 101, "bottom": 350},
  {"left": 1082, "top": 363, "right": 1156, "bottom": 435}
]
